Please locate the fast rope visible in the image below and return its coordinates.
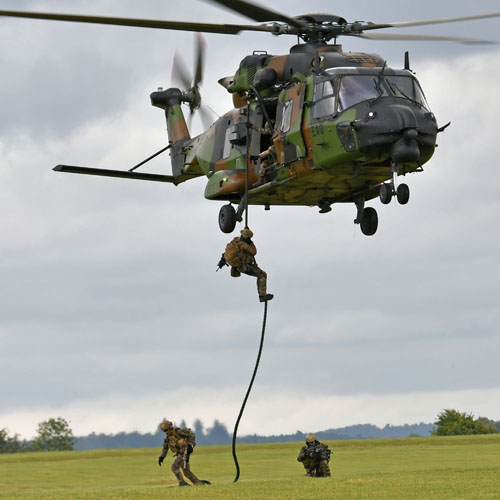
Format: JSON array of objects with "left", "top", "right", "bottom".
[
  {"left": 231, "top": 97, "right": 270, "bottom": 482},
  {"left": 244, "top": 99, "right": 251, "bottom": 228},
  {"left": 231, "top": 299, "right": 269, "bottom": 483}
]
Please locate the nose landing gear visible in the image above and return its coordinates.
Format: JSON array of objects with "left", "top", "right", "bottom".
[{"left": 379, "top": 181, "right": 411, "bottom": 205}]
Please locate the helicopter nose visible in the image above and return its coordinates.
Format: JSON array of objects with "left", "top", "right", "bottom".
[
  {"left": 388, "top": 105, "right": 420, "bottom": 162},
  {"left": 390, "top": 128, "right": 420, "bottom": 164},
  {"left": 353, "top": 102, "right": 426, "bottom": 164}
]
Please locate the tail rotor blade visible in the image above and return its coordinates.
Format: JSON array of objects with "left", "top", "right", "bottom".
[
  {"left": 172, "top": 52, "right": 192, "bottom": 90},
  {"left": 199, "top": 103, "right": 215, "bottom": 129},
  {"left": 194, "top": 33, "right": 206, "bottom": 88}
]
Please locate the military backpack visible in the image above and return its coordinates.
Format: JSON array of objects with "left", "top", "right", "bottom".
[{"left": 224, "top": 237, "right": 244, "bottom": 267}]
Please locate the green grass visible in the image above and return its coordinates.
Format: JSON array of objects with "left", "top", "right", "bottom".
[{"left": 1, "top": 435, "right": 499, "bottom": 499}]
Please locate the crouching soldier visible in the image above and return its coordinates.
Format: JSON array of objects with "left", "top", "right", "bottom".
[
  {"left": 297, "top": 433, "right": 332, "bottom": 477},
  {"left": 157, "top": 419, "right": 210, "bottom": 487}
]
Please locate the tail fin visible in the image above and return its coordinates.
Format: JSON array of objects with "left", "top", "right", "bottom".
[{"left": 151, "top": 88, "right": 191, "bottom": 179}]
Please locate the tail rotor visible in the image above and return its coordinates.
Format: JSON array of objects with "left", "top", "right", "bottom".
[{"left": 172, "top": 33, "right": 212, "bottom": 129}]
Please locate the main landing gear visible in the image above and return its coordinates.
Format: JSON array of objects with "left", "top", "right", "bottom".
[
  {"left": 219, "top": 204, "right": 237, "bottom": 233},
  {"left": 354, "top": 197, "right": 378, "bottom": 236},
  {"left": 218, "top": 197, "right": 247, "bottom": 233}
]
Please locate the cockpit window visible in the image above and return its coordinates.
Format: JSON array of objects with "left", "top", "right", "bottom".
[
  {"left": 385, "top": 75, "right": 429, "bottom": 109},
  {"left": 313, "top": 80, "right": 337, "bottom": 120},
  {"left": 338, "top": 75, "right": 388, "bottom": 111}
]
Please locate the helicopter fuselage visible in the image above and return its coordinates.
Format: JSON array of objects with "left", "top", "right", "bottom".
[{"left": 174, "top": 48, "right": 438, "bottom": 215}]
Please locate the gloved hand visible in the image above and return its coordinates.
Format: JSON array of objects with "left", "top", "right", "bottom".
[{"left": 158, "top": 455, "right": 164, "bottom": 466}]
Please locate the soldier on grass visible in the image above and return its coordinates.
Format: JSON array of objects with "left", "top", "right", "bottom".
[
  {"left": 157, "top": 419, "right": 211, "bottom": 487},
  {"left": 297, "top": 433, "right": 332, "bottom": 477}
]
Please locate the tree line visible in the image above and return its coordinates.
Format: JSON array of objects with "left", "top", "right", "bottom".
[
  {"left": 2, "top": 410, "right": 499, "bottom": 454},
  {"left": 1, "top": 417, "right": 74, "bottom": 453}
]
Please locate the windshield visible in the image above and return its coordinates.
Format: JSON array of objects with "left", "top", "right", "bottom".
[
  {"left": 312, "top": 73, "right": 430, "bottom": 118},
  {"left": 313, "top": 80, "right": 337, "bottom": 119},
  {"left": 338, "top": 75, "right": 387, "bottom": 111},
  {"left": 385, "top": 75, "right": 429, "bottom": 109}
]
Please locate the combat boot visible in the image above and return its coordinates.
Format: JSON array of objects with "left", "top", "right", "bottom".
[{"left": 259, "top": 293, "right": 273, "bottom": 302}]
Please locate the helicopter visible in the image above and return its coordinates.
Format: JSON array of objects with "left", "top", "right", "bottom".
[{"left": 1, "top": 1, "right": 500, "bottom": 236}]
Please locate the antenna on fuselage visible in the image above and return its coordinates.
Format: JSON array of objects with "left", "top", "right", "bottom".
[{"left": 404, "top": 51, "right": 411, "bottom": 71}]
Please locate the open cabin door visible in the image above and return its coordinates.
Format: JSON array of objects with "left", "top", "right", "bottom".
[{"left": 273, "top": 82, "right": 306, "bottom": 164}]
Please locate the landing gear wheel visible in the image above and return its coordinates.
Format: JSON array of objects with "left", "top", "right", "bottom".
[
  {"left": 219, "top": 204, "right": 237, "bottom": 233},
  {"left": 396, "top": 183, "right": 410, "bottom": 205},
  {"left": 379, "top": 183, "right": 393, "bottom": 205},
  {"left": 360, "top": 207, "right": 378, "bottom": 236}
]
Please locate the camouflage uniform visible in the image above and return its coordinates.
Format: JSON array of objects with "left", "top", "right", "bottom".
[
  {"left": 297, "top": 434, "right": 332, "bottom": 477},
  {"left": 226, "top": 228, "right": 272, "bottom": 302},
  {"left": 158, "top": 420, "right": 208, "bottom": 487},
  {"left": 256, "top": 144, "right": 277, "bottom": 185}
]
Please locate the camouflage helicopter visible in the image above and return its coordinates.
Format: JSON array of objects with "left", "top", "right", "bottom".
[{"left": 2, "top": 2, "right": 500, "bottom": 236}]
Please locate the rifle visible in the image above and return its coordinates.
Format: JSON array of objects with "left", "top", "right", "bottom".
[{"left": 216, "top": 253, "right": 228, "bottom": 272}]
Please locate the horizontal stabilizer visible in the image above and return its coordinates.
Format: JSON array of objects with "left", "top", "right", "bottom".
[{"left": 53, "top": 165, "right": 177, "bottom": 183}]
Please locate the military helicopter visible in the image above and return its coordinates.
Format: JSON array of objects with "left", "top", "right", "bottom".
[{"left": 1, "top": 1, "right": 499, "bottom": 236}]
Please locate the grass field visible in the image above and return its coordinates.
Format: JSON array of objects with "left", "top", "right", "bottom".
[{"left": 1, "top": 435, "right": 499, "bottom": 499}]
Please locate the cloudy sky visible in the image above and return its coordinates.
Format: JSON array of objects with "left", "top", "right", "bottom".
[{"left": 1, "top": 0, "right": 500, "bottom": 440}]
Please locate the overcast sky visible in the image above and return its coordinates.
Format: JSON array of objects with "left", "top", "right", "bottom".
[{"left": 1, "top": 0, "right": 500, "bottom": 440}]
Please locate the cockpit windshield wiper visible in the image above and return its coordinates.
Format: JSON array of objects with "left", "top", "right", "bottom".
[
  {"left": 369, "top": 62, "right": 387, "bottom": 106},
  {"left": 387, "top": 80, "right": 423, "bottom": 109}
]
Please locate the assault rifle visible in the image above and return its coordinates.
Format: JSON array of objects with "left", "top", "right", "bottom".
[
  {"left": 216, "top": 253, "right": 227, "bottom": 271},
  {"left": 305, "top": 444, "right": 331, "bottom": 461}
]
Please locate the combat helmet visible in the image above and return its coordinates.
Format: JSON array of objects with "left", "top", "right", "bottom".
[
  {"left": 160, "top": 419, "right": 173, "bottom": 432},
  {"left": 305, "top": 433, "right": 316, "bottom": 443},
  {"left": 240, "top": 227, "right": 253, "bottom": 239}
]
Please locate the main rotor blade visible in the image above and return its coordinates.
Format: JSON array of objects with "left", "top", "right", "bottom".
[
  {"left": 358, "top": 32, "right": 497, "bottom": 45},
  {"left": 205, "top": 0, "right": 307, "bottom": 27},
  {"left": 364, "top": 12, "right": 500, "bottom": 31},
  {"left": 0, "top": 10, "right": 267, "bottom": 35}
]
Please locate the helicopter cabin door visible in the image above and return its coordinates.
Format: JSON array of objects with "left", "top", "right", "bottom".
[{"left": 273, "top": 82, "right": 306, "bottom": 164}]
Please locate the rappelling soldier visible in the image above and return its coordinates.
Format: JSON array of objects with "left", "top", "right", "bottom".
[
  {"left": 297, "top": 433, "right": 332, "bottom": 477},
  {"left": 218, "top": 227, "right": 273, "bottom": 302},
  {"left": 157, "top": 419, "right": 210, "bottom": 487}
]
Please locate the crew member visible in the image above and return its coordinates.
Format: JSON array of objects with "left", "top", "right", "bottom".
[
  {"left": 297, "top": 433, "right": 332, "bottom": 477},
  {"left": 256, "top": 144, "right": 277, "bottom": 185},
  {"left": 219, "top": 227, "right": 273, "bottom": 302},
  {"left": 158, "top": 419, "right": 210, "bottom": 487}
]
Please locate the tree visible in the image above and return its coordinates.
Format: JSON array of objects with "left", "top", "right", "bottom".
[
  {"left": 204, "top": 419, "right": 231, "bottom": 445},
  {"left": 193, "top": 418, "right": 205, "bottom": 439},
  {"left": 31, "top": 417, "right": 75, "bottom": 451},
  {"left": 431, "top": 409, "right": 497, "bottom": 436},
  {"left": 0, "top": 428, "right": 26, "bottom": 453},
  {"left": 477, "top": 417, "right": 500, "bottom": 433}
]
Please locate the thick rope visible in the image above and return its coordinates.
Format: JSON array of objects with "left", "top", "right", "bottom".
[
  {"left": 232, "top": 300, "right": 269, "bottom": 483},
  {"left": 244, "top": 101, "right": 250, "bottom": 228}
]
